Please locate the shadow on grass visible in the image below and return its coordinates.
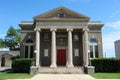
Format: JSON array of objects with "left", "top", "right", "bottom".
[{"left": 0, "top": 68, "right": 30, "bottom": 74}]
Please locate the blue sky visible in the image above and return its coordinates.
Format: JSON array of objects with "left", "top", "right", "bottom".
[{"left": 0, "top": 0, "right": 120, "bottom": 57}]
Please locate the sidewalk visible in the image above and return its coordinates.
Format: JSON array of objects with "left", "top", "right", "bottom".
[{"left": 6, "top": 74, "right": 120, "bottom": 80}]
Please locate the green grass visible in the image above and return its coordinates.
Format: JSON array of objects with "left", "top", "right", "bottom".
[
  {"left": 0, "top": 72, "right": 34, "bottom": 80},
  {"left": 90, "top": 73, "right": 120, "bottom": 79}
]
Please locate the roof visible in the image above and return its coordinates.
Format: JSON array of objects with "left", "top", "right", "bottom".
[
  {"left": 88, "top": 21, "right": 104, "bottom": 27},
  {"left": 19, "top": 21, "right": 34, "bottom": 27},
  {"left": 115, "top": 40, "right": 120, "bottom": 43},
  {"left": 0, "top": 48, "right": 9, "bottom": 51},
  {"left": 1, "top": 52, "right": 16, "bottom": 57},
  {"left": 33, "top": 6, "right": 90, "bottom": 21}
]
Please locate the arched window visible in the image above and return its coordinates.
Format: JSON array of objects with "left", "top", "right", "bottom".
[
  {"left": 89, "top": 38, "right": 98, "bottom": 58},
  {"left": 26, "top": 39, "right": 33, "bottom": 43},
  {"left": 90, "top": 38, "right": 97, "bottom": 43},
  {"left": 25, "top": 39, "right": 34, "bottom": 58}
]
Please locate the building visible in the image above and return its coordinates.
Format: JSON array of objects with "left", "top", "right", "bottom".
[
  {"left": 0, "top": 48, "right": 20, "bottom": 67},
  {"left": 114, "top": 40, "right": 120, "bottom": 58},
  {"left": 19, "top": 7, "right": 104, "bottom": 73}
]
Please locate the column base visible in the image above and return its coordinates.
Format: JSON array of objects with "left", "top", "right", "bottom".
[
  {"left": 50, "top": 64, "right": 57, "bottom": 68},
  {"left": 67, "top": 64, "right": 74, "bottom": 67},
  {"left": 84, "top": 66, "right": 95, "bottom": 74},
  {"left": 30, "top": 66, "right": 39, "bottom": 74}
]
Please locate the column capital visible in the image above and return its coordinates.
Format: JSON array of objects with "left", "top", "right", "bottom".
[
  {"left": 67, "top": 29, "right": 73, "bottom": 31},
  {"left": 83, "top": 28, "right": 89, "bottom": 32},
  {"left": 34, "top": 28, "right": 41, "bottom": 31},
  {"left": 50, "top": 29, "right": 57, "bottom": 31}
]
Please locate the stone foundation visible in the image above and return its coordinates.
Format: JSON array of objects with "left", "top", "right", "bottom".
[
  {"left": 84, "top": 66, "right": 95, "bottom": 74},
  {"left": 30, "top": 66, "right": 38, "bottom": 74}
]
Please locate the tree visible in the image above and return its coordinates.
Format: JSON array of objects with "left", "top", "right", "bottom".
[
  {"left": 5, "top": 26, "right": 21, "bottom": 50},
  {"left": 0, "top": 38, "right": 5, "bottom": 48}
]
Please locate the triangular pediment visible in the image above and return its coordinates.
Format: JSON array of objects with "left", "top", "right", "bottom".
[{"left": 34, "top": 7, "right": 90, "bottom": 20}]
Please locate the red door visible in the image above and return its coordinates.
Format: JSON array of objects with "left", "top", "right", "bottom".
[{"left": 57, "top": 49, "right": 66, "bottom": 66}]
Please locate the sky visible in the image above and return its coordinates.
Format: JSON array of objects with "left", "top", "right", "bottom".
[{"left": 0, "top": 0, "right": 120, "bottom": 57}]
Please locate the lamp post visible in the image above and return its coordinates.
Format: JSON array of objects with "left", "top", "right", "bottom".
[
  {"left": 88, "top": 50, "right": 91, "bottom": 66},
  {"left": 34, "top": 50, "right": 37, "bottom": 66}
]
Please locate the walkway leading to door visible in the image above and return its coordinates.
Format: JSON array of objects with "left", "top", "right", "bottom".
[
  {"left": 31, "top": 74, "right": 96, "bottom": 80},
  {"left": 7, "top": 74, "right": 120, "bottom": 80}
]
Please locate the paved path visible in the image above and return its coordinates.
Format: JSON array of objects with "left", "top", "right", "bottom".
[
  {"left": 31, "top": 74, "right": 95, "bottom": 80},
  {"left": 6, "top": 74, "right": 120, "bottom": 80}
]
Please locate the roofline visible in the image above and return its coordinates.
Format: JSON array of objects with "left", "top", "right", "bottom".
[
  {"left": 115, "top": 40, "right": 120, "bottom": 43},
  {"left": 33, "top": 6, "right": 90, "bottom": 20},
  {"left": 19, "top": 21, "right": 34, "bottom": 27},
  {"left": 88, "top": 21, "right": 104, "bottom": 27},
  {"left": 35, "top": 18, "right": 89, "bottom": 22}
]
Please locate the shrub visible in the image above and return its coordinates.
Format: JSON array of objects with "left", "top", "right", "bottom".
[
  {"left": 12, "top": 58, "right": 33, "bottom": 73},
  {"left": 91, "top": 58, "right": 120, "bottom": 72}
]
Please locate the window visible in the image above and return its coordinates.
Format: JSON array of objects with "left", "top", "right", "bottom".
[
  {"left": 74, "top": 49, "right": 79, "bottom": 56},
  {"left": 44, "top": 33, "right": 49, "bottom": 40},
  {"left": 26, "top": 39, "right": 33, "bottom": 43},
  {"left": 25, "top": 39, "right": 34, "bottom": 58},
  {"left": 44, "top": 49, "right": 48, "bottom": 57},
  {"left": 90, "top": 38, "right": 97, "bottom": 43},
  {"left": 89, "top": 38, "right": 98, "bottom": 58},
  {"left": 59, "top": 13, "right": 64, "bottom": 18},
  {"left": 74, "top": 35, "right": 79, "bottom": 40}
]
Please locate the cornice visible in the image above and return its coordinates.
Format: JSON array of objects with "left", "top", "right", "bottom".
[
  {"left": 35, "top": 18, "right": 89, "bottom": 22},
  {"left": 88, "top": 22, "right": 104, "bottom": 27}
]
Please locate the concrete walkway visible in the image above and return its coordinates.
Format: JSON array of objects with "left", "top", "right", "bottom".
[
  {"left": 6, "top": 74, "right": 120, "bottom": 80},
  {"left": 31, "top": 74, "right": 95, "bottom": 80}
]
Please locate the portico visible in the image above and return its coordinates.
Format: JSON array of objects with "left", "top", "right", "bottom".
[{"left": 34, "top": 28, "right": 88, "bottom": 67}]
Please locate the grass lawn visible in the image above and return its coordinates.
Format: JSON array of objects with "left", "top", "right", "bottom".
[
  {"left": 0, "top": 72, "right": 34, "bottom": 80},
  {"left": 90, "top": 73, "right": 120, "bottom": 79}
]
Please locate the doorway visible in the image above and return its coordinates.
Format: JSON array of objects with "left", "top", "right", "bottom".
[{"left": 57, "top": 49, "right": 66, "bottom": 66}]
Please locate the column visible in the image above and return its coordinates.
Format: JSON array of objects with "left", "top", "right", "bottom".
[
  {"left": 50, "top": 29, "right": 57, "bottom": 67},
  {"left": 93, "top": 46, "right": 95, "bottom": 58},
  {"left": 34, "top": 29, "right": 40, "bottom": 67},
  {"left": 84, "top": 28, "right": 89, "bottom": 66},
  {"left": 67, "top": 29, "right": 74, "bottom": 67}
]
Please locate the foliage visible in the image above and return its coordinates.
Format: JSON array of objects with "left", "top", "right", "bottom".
[
  {"left": 91, "top": 58, "right": 120, "bottom": 72},
  {"left": 11, "top": 55, "right": 20, "bottom": 60},
  {"left": 90, "top": 73, "right": 120, "bottom": 79},
  {"left": 5, "top": 26, "right": 21, "bottom": 50},
  {"left": 0, "top": 38, "right": 5, "bottom": 48},
  {"left": 12, "top": 58, "right": 33, "bottom": 73}
]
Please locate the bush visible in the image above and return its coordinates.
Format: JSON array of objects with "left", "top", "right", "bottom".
[
  {"left": 91, "top": 58, "right": 120, "bottom": 72},
  {"left": 12, "top": 58, "right": 33, "bottom": 73}
]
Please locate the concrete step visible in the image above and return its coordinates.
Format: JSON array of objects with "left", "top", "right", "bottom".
[{"left": 38, "top": 67, "right": 84, "bottom": 74}]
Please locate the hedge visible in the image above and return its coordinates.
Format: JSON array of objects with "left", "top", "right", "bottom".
[
  {"left": 12, "top": 58, "right": 33, "bottom": 73},
  {"left": 91, "top": 58, "right": 120, "bottom": 72}
]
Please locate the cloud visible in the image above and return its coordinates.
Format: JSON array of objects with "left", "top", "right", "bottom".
[
  {"left": 105, "top": 21, "right": 120, "bottom": 30},
  {"left": 103, "top": 20, "right": 120, "bottom": 57},
  {"left": 0, "top": 33, "right": 6, "bottom": 39},
  {"left": 110, "top": 11, "right": 120, "bottom": 18}
]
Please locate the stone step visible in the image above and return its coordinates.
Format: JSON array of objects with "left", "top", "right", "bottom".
[{"left": 38, "top": 67, "right": 84, "bottom": 74}]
